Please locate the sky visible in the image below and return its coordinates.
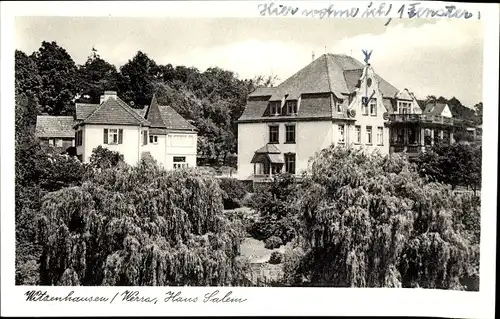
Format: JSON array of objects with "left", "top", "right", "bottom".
[{"left": 15, "top": 17, "right": 484, "bottom": 107}]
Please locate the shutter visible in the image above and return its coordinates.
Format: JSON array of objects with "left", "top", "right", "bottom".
[
  {"left": 118, "top": 129, "right": 123, "bottom": 144},
  {"left": 103, "top": 129, "right": 108, "bottom": 144},
  {"left": 144, "top": 131, "right": 148, "bottom": 145}
]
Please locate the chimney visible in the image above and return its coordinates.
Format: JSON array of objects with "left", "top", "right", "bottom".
[{"left": 100, "top": 91, "right": 117, "bottom": 104}]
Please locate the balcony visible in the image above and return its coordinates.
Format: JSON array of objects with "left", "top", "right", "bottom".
[
  {"left": 391, "top": 144, "right": 425, "bottom": 159},
  {"left": 388, "top": 114, "right": 460, "bottom": 126}
]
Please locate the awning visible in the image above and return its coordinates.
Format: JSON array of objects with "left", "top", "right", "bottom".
[{"left": 250, "top": 144, "right": 284, "bottom": 165}]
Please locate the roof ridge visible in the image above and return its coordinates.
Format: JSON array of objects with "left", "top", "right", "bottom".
[{"left": 115, "top": 97, "right": 150, "bottom": 125}]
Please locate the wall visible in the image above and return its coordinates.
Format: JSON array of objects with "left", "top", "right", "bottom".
[
  {"left": 79, "top": 124, "right": 142, "bottom": 165},
  {"left": 164, "top": 132, "right": 198, "bottom": 170},
  {"left": 345, "top": 65, "right": 390, "bottom": 155},
  {"left": 442, "top": 104, "right": 453, "bottom": 118},
  {"left": 141, "top": 134, "right": 168, "bottom": 168},
  {"left": 237, "top": 120, "right": 333, "bottom": 180}
]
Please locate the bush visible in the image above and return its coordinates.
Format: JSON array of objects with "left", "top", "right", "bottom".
[
  {"left": 36, "top": 159, "right": 249, "bottom": 286},
  {"left": 290, "top": 145, "right": 481, "bottom": 289},
  {"left": 264, "top": 236, "right": 283, "bottom": 249},
  {"left": 269, "top": 251, "right": 283, "bottom": 264},
  {"left": 247, "top": 174, "right": 300, "bottom": 244},
  {"left": 219, "top": 178, "right": 247, "bottom": 210}
]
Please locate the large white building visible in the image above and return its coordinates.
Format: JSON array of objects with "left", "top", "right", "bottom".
[
  {"left": 236, "top": 53, "right": 420, "bottom": 181},
  {"left": 37, "top": 91, "right": 198, "bottom": 169}
]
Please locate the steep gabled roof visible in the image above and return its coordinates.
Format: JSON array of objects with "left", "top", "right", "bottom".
[
  {"left": 423, "top": 103, "right": 448, "bottom": 116},
  {"left": 239, "top": 53, "right": 399, "bottom": 122},
  {"left": 145, "top": 94, "right": 197, "bottom": 131},
  {"left": 82, "top": 97, "right": 151, "bottom": 126},
  {"left": 36, "top": 116, "right": 75, "bottom": 138},
  {"left": 75, "top": 103, "right": 98, "bottom": 120}
]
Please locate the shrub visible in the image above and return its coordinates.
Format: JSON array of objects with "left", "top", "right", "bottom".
[
  {"left": 290, "top": 145, "right": 481, "bottom": 289},
  {"left": 247, "top": 174, "right": 300, "bottom": 244},
  {"left": 264, "top": 236, "right": 283, "bottom": 249},
  {"left": 269, "top": 251, "right": 283, "bottom": 265},
  {"left": 219, "top": 178, "right": 247, "bottom": 210},
  {"left": 36, "top": 160, "right": 249, "bottom": 286}
]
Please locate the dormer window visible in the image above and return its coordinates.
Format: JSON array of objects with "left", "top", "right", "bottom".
[
  {"left": 286, "top": 100, "right": 297, "bottom": 115},
  {"left": 398, "top": 101, "right": 411, "bottom": 114},
  {"left": 270, "top": 101, "right": 281, "bottom": 116}
]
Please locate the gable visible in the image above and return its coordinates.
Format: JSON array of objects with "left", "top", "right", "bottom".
[{"left": 83, "top": 97, "right": 150, "bottom": 126}]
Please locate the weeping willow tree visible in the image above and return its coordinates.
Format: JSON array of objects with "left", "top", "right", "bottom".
[
  {"left": 36, "top": 155, "right": 249, "bottom": 286},
  {"left": 291, "top": 146, "right": 480, "bottom": 290}
]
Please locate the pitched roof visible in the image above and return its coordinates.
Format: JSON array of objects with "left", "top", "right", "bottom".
[
  {"left": 82, "top": 97, "right": 151, "bottom": 126},
  {"left": 239, "top": 53, "right": 399, "bottom": 122},
  {"left": 248, "top": 87, "right": 276, "bottom": 98},
  {"left": 132, "top": 104, "right": 149, "bottom": 118},
  {"left": 145, "top": 94, "right": 197, "bottom": 131},
  {"left": 396, "top": 88, "right": 414, "bottom": 101},
  {"left": 36, "top": 116, "right": 75, "bottom": 138},
  {"left": 255, "top": 144, "right": 281, "bottom": 154},
  {"left": 75, "top": 103, "right": 98, "bottom": 120},
  {"left": 423, "top": 103, "right": 447, "bottom": 116}
]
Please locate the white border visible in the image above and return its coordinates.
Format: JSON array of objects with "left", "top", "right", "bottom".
[{"left": 1, "top": 1, "right": 497, "bottom": 318}]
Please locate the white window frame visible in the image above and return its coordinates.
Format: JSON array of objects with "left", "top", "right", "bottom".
[
  {"left": 338, "top": 124, "right": 345, "bottom": 143},
  {"left": 370, "top": 99, "right": 377, "bottom": 116},
  {"left": 108, "top": 129, "right": 118, "bottom": 145},
  {"left": 355, "top": 125, "right": 361, "bottom": 144},
  {"left": 149, "top": 135, "right": 159, "bottom": 144},
  {"left": 270, "top": 101, "right": 281, "bottom": 116},
  {"left": 286, "top": 101, "right": 297, "bottom": 115},
  {"left": 366, "top": 126, "right": 373, "bottom": 145},
  {"left": 377, "top": 127, "right": 384, "bottom": 145},
  {"left": 173, "top": 156, "right": 188, "bottom": 169}
]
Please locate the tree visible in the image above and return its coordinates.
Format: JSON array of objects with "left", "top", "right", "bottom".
[
  {"left": 15, "top": 50, "right": 42, "bottom": 103},
  {"left": 287, "top": 146, "right": 479, "bottom": 289},
  {"left": 416, "top": 141, "right": 482, "bottom": 192},
  {"left": 76, "top": 48, "right": 120, "bottom": 103},
  {"left": 474, "top": 102, "right": 483, "bottom": 124},
  {"left": 31, "top": 41, "right": 78, "bottom": 115},
  {"left": 118, "top": 51, "right": 160, "bottom": 107},
  {"left": 36, "top": 158, "right": 250, "bottom": 286}
]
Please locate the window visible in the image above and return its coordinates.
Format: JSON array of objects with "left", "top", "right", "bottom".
[
  {"left": 370, "top": 99, "right": 377, "bottom": 116},
  {"left": 48, "top": 138, "right": 55, "bottom": 146},
  {"left": 361, "top": 97, "right": 369, "bottom": 115},
  {"left": 269, "top": 125, "right": 279, "bottom": 143},
  {"left": 149, "top": 135, "right": 158, "bottom": 144},
  {"left": 142, "top": 130, "right": 148, "bottom": 146},
  {"left": 366, "top": 126, "right": 372, "bottom": 144},
  {"left": 285, "top": 124, "right": 295, "bottom": 143},
  {"left": 103, "top": 128, "right": 123, "bottom": 144},
  {"left": 55, "top": 139, "right": 63, "bottom": 147},
  {"left": 285, "top": 153, "right": 296, "bottom": 174},
  {"left": 336, "top": 99, "right": 342, "bottom": 113},
  {"left": 408, "top": 128, "right": 417, "bottom": 144},
  {"left": 355, "top": 125, "right": 361, "bottom": 144},
  {"left": 75, "top": 130, "right": 83, "bottom": 146},
  {"left": 173, "top": 156, "right": 188, "bottom": 169},
  {"left": 377, "top": 127, "right": 383, "bottom": 145},
  {"left": 286, "top": 101, "right": 297, "bottom": 115},
  {"left": 270, "top": 101, "right": 281, "bottom": 116},
  {"left": 338, "top": 124, "right": 345, "bottom": 143},
  {"left": 398, "top": 101, "right": 411, "bottom": 114}
]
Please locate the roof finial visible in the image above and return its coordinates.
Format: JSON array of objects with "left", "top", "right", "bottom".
[
  {"left": 312, "top": 51, "right": 315, "bottom": 61},
  {"left": 362, "top": 49, "right": 373, "bottom": 65}
]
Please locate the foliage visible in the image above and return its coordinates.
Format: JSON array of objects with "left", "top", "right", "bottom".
[
  {"left": 36, "top": 159, "right": 249, "bottom": 286},
  {"left": 264, "top": 236, "right": 283, "bottom": 250},
  {"left": 31, "top": 41, "right": 79, "bottom": 115},
  {"left": 416, "top": 141, "right": 482, "bottom": 191},
  {"left": 88, "top": 146, "right": 125, "bottom": 170},
  {"left": 424, "top": 95, "right": 481, "bottom": 124},
  {"left": 248, "top": 174, "right": 300, "bottom": 244},
  {"left": 219, "top": 178, "right": 247, "bottom": 210},
  {"left": 269, "top": 251, "right": 283, "bottom": 265},
  {"left": 76, "top": 48, "right": 120, "bottom": 103},
  {"left": 289, "top": 146, "right": 480, "bottom": 289}
]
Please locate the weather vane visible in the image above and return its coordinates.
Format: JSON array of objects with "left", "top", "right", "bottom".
[{"left": 362, "top": 49, "right": 372, "bottom": 64}]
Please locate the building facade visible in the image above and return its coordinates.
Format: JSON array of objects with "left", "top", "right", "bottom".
[
  {"left": 36, "top": 91, "right": 197, "bottom": 169},
  {"left": 35, "top": 116, "right": 75, "bottom": 153},
  {"left": 237, "top": 53, "right": 399, "bottom": 182}
]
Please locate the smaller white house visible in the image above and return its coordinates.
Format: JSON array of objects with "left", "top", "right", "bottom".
[{"left": 74, "top": 91, "right": 197, "bottom": 169}]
